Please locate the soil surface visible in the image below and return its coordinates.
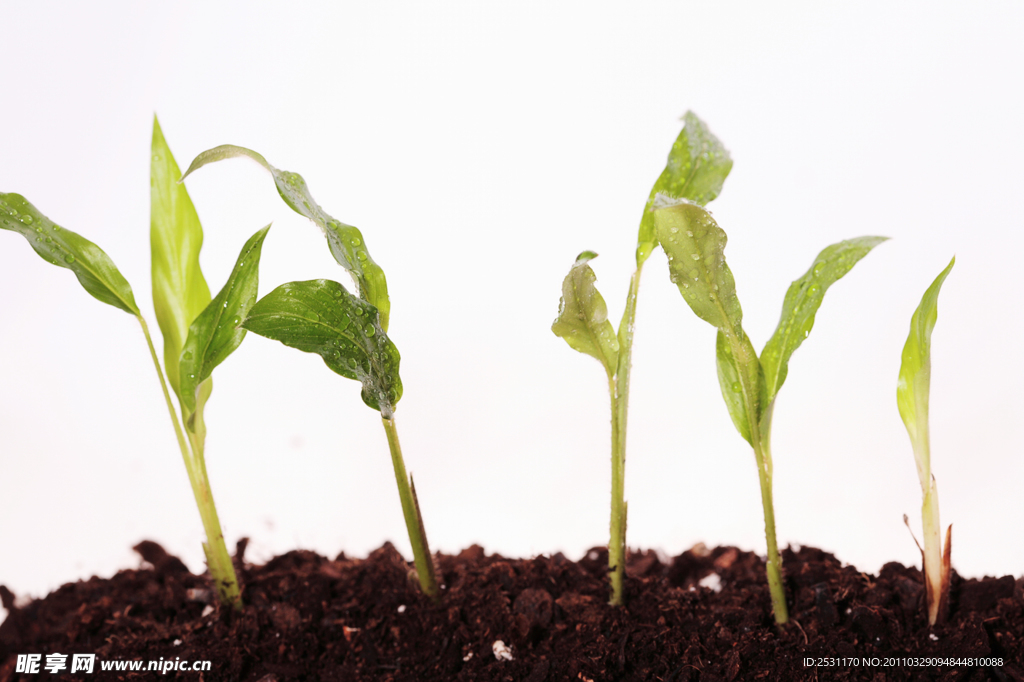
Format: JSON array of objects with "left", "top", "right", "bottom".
[{"left": 1, "top": 541, "right": 1022, "bottom": 681}]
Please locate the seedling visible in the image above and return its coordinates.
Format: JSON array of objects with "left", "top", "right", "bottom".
[
  {"left": 180, "top": 146, "right": 439, "bottom": 601},
  {"left": 652, "top": 195, "right": 886, "bottom": 623},
  {"left": 1, "top": 118, "right": 270, "bottom": 610},
  {"left": 897, "top": 257, "right": 955, "bottom": 626},
  {"left": 552, "top": 112, "right": 732, "bottom": 605}
]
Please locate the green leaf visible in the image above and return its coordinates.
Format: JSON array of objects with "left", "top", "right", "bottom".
[
  {"left": 653, "top": 199, "right": 742, "bottom": 335},
  {"left": 242, "top": 279, "right": 402, "bottom": 416},
  {"left": 897, "top": 257, "right": 955, "bottom": 491},
  {"left": 636, "top": 111, "right": 733, "bottom": 265},
  {"left": 551, "top": 251, "right": 619, "bottom": 377},
  {"left": 760, "top": 236, "right": 888, "bottom": 403},
  {"left": 715, "top": 329, "right": 766, "bottom": 445},
  {"left": 181, "top": 145, "right": 390, "bottom": 331},
  {"left": 151, "top": 116, "right": 213, "bottom": 401},
  {"left": 1, "top": 193, "right": 139, "bottom": 315},
  {"left": 179, "top": 225, "right": 272, "bottom": 417}
]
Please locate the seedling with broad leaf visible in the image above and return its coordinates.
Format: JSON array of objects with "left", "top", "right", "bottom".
[
  {"left": 552, "top": 112, "right": 732, "bottom": 605},
  {"left": 0, "top": 117, "right": 272, "bottom": 611},
  {"left": 651, "top": 196, "right": 886, "bottom": 623},
  {"left": 898, "top": 257, "right": 955, "bottom": 626},
  {"left": 180, "top": 146, "right": 439, "bottom": 601}
]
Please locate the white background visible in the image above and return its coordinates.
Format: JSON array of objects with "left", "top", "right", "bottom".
[{"left": 2, "top": 3, "right": 1022, "bottom": 606}]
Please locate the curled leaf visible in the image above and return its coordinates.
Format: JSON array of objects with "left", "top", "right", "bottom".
[
  {"left": 1, "top": 193, "right": 139, "bottom": 315},
  {"left": 180, "top": 225, "right": 272, "bottom": 417},
  {"left": 551, "top": 251, "right": 619, "bottom": 377},
  {"left": 181, "top": 145, "right": 390, "bottom": 331},
  {"left": 243, "top": 279, "right": 402, "bottom": 417}
]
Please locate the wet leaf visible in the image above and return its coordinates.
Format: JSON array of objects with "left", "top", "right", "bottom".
[
  {"left": 0, "top": 193, "right": 139, "bottom": 315},
  {"left": 151, "top": 117, "right": 213, "bottom": 400},
  {"left": 898, "top": 257, "right": 955, "bottom": 489},
  {"left": 181, "top": 145, "right": 390, "bottom": 331},
  {"left": 715, "top": 329, "right": 766, "bottom": 445},
  {"left": 636, "top": 111, "right": 733, "bottom": 265},
  {"left": 760, "top": 236, "right": 888, "bottom": 403},
  {"left": 242, "top": 279, "right": 402, "bottom": 416},
  {"left": 179, "top": 225, "right": 271, "bottom": 417},
  {"left": 551, "top": 251, "right": 619, "bottom": 377}
]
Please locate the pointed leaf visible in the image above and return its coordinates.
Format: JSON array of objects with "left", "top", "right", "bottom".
[
  {"left": 760, "top": 236, "right": 888, "bottom": 403},
  {"left": 551, "top": 251, "right": 619, "bottom": 377},
  {"left": 242, "top": 279, "right": 402, "bottom": 416},
  {"left": 715, "top": 329, "right": 766, "bottom": 445},
  {"left": 897, "top": 257, "right": 954, "bottom": 490},
  {"left": 151, "top": 117, "right": 213, "bottom": 400},
  {"left": 181, "top": 145, "right": 390, "bottom": 331},
  {"left": 653, "top": 198, "right": 743, "bottom": 335},
  {"left": 179, "top": 225, "right": 272, "bottom": 417},
  {"left": 1, "top": 193, "right": 139, "bottom": 315},
  {"left": 636, "top": 111, "right": 733, "bottom": 265}
]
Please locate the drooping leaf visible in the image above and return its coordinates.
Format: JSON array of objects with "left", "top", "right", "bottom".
[
  {"left": 897, "top": 257, "right": 955, "bottom": 490},
  {"left": 151, "top": 117, "right": 213, "bottom": 401},
  {"left": 242, "top": 279, "right": 402, "bottom": 416},
  {"left": 653, "top": 198, "right": 742, "bottom": 335},
  {"left": 715, "top": 329, "right": 766, "bottom": 445},
  {"left": 636, "top": 111, "right": 733, "bottom": 265},
  {"left": 760, "top": 236, "right": 888, "bottom": 403},
  {"left": 551, "top": 251, "right": 619, "bottom": 377},
  {"left": 181, "top": 145, "right": 390, "bottom": 331},
  {"left": 1, "top": 193, "right": 139, "bottom": 315},
  {"left": 179, "top": 225, "right": 272, "bottom": 417}
]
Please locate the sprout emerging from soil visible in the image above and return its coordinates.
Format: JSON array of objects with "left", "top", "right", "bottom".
[
  {"left": 181, "top": 145, "right": 440, "bottom": 602},
  {"left": 652, "top": 195, "right": 886, "bottom": 624},
  {"left": 552, "top": 112, "right": 732, "bottom": 606},
  {"left": 897, "top": 257, "right": 955, "bottom": 626}
]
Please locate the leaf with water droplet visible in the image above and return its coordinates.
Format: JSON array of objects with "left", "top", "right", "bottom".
[
  {"left": 180, "top": 145, "right": 390, "bottom": 331},
  {"left": 151, "top": 116, "right": 213, "bottom": 402},
  {"left": 242, "top": 279, "right": 402, "bottom": 416},
  {"left": 636, "top": 111, "right": 733, "bottom": 265},
  {"left": 179, "top": 225, "right": 271, "bottom": 418},
  {"left": 654, "top": 201, "right": 742, "bottom": 334},
  {"left": 0, "top": 193, "right": 139, "bottom": 315},
  {"left": 760, "top": 236, "right": 888, "bottom": 404},
  {"left": 715, "top": 329, "right": 766, "bottom": 445},
  {"left": 551, "top": 251, "right": 619, "bottom": 378},
  {"left": 898, "top": 257, "right": 954, "bottom": 492}
]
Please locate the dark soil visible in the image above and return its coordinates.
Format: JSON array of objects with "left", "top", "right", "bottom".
[{"left": 2, "top": 541, "right": 1022, "bottom": 681}]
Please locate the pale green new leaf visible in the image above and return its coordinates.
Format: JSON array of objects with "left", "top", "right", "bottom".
[
  {"left": 898, "top": 257, "right": 955, "bottom": 491},
  {"left": 760, "top": 236, "right": 888, "bottom": 403},
  {"left": 242, "top": 279, "right": 402, "bottom": 416},
  {"left": 653, "top": 199, "right": 742, "bottom": 335},
  {"left": 181, "top": 145, "right": 390, "bottom": 331},
  {"left": 1, "top": 193, "right": 139, "bottom": 315},
  {"left": 180, "top": 225, "right": 272, "bottom": 417},
  {"left": 151, "top": 117, "right": 213, "bottom": 401},
  {"left": 636, "top": 111, "right": 733, "bottom": 265},
  {"left": 715, "top": 329, "right": 766, "bottom": 445},
  {"left": 551, "top": 251, "right": 619, "bottom": 377}
]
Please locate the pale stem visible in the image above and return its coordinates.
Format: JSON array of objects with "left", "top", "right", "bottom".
[
  {"left": 922, "top": 478, "right": 942, "bottom": 625},
  {"left": 382, "top": 416, "right": 440, "bottom": 601},
  {"left": 138, "top": 316, "right": 242, "bottom": 610}
]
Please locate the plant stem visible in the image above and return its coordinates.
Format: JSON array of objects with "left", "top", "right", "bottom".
[
  {"left": 922, "top": 478, "right": 942, "bottom": 625},
  {"left": 608, "top": 267, "right": 644, "bottom": 606},
  {"left": 138, "top": 316, "right": 242, "bottom": 610},
  {"left": 382, "top": 416, "right": 439, "bottom": 602},
  {"left": 752, "top": 432, "right": 788, "bottom": 624}
]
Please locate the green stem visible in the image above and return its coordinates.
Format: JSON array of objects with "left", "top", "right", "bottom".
[
  {"left": 752, "top": 431, "right": 788, "bottom": 623},
  {"left": 382, "top": 416, "right": 439, "bottom": 602},
  {"left": 608, "top": 266, "right": 644, "bottom": 606},
  {"left": 138, "top": 316, "right": 242, "bottom": 610}
]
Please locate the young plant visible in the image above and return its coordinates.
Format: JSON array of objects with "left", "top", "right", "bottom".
[
  {"left": 552, "top": 112, "right": 733, "bottom": 605},
  {"left": 652, "top": 197, "right": 886, "bottom": 623},
  {"left": 180, "top": 147, "right": 439, "bottom": 601},
  {"left": 897, "top": 257, "right": 955, "bottom": 626},
  {"left": 0, "top": 118, "right": 271, "bottom": 610}
]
